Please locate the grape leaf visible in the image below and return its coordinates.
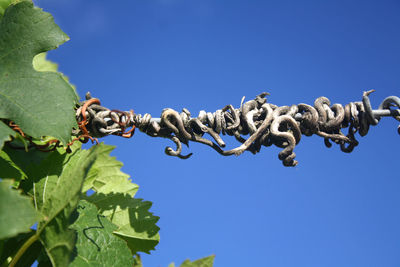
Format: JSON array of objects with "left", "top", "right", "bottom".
[
  {"left": 83, "top": 144, "right": 160, "bottom": 254},
  {"left": 15, "top": 144, "right": 99, "bottom": 266},
  {"left": 0, "top": 143, "right": 53, "bottom": 187},
  {"left": 36, "top": 246, "right": 52, "bottom": 267},
  {"left": 133, "top": 255, "right": 143, "bottom": 267},
  {"left": 0, "top": 120, "right": 15, "bottom": 150},
  {"left": 38, "top": 202, "right": 76, "bottom": 267},
  {"left": 33, "top": 53, "right": 58, "bottom": 73},
  {"left": 82, "top": 144, "right": 138, "bottom": 196},
  {"left": 69, "top": 200, "right": 134, "bottom": 267},
  {"left": 0, "top": 232, "right": 43, "bottom": 267},
  {"left": 0, "top": 180, "right": 38, "bottom": 239},
  {"left": 0, "top": 149, "right": 25, "bottom": 179},
  {"left": 173, "top": 255, "right": 215, "bottom": 267},
  {"left": 0, "top": 0, "right": 14, "bottom": 19},
  {"left": 33, "top": 52, "right": 76, "bottom": 91},
  {"left": 34, "top": 146, "right": 99, "bottom": 267},
  {"left": 90, "top": 194, "right": 160, "bottom": 254},
  {"left": 0, "top": 1, "right": 78, "bottom": 144}
]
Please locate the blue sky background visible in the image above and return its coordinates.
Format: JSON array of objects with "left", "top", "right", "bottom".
[{"left": 34, "top": 1, "right": 400, "bottom": 266}]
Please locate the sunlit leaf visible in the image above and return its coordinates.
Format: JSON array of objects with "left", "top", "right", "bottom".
[
  {"left": 32, "top": 53, "right": 58, "bottom": 73},
  {"left": 84, "top": 144, "right": 160, "bottom": 254},
  {"left": 69, "top": 200, "right": 134, "bottom": 267},
  {"left": 0, "top": 0, "right": 15, "bottom": 19},
  {"left": 82, "top": 144, "right": 138, "bottom": 196},
  {"left": 179, "top": 255, "right": 215, "bottom": 267},
  {"left": 33, "top": 52, "right": 76, "bottom": 90},
  {"left": 133, "top": 255, "right": 143, "bottom": 267}
]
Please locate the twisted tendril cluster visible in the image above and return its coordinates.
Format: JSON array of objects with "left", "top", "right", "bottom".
[{"left": 76, "top": 91, "right": 400, "bottom": 166}]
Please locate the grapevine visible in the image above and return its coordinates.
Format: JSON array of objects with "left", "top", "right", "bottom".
[
  {"left": 75, "top": 90, "right": 400, "bottom": 166},
  {"left": 0, "top": 1, "right": 398, "bottom": 266}
]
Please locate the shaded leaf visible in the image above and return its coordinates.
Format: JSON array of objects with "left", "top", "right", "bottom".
[
  {"left": 14, "top": 144, "right": 99, "bottom": 266},
  {"left": 36, "top": 247, "right": 52, "bottom": 267},
  {"left": 0, "top": 232, "right": 37, "bottom": 266},
  {"left": 69, "top": 200, "right": 133, "bottom": 267},
  {"left": 86, "top": 194, "right": 160, "bottom": 255},
  {"left": 39, "top": 204, "right": 77, "bottom": 267},
  {"left": 0, "top": 1, "right": 78, "bottom": 144},
  {"left": 112, "top": 198, "right": 160, "bottom": 254},
  {"left": 84, "top": 144, "right": 160, "bottom": 254},
  {"left": 14, "top": 239, "right": 43, "bottom": 267},
  {"left": 26, "top": 148, "right": 68, "bottom": 210},
  {"left": 0, "top": 180, "right": 38, "bottom": 239},
  {"left": 0, "top": 232, "right": 43, "bottom": 267},
  {"left": 0, "top": 148, "right": 25, "bottom": 179},
  {"left": 34, "top": 146, "right": 100, "bottom": 267},
  {"left": 88, "top": 192, "right": 161, "bottom": 251},
  {"left": 3, "top": 142, "right": 68, "bottom": 179},
  {"left": 0, "top": 120, "right": 15, "bottom": 150}
]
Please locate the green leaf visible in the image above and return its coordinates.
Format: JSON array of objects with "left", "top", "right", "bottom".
[
  {"left": 84, "top": 196, "right": 160, "bottom": 254},
  {"left": 133, "top": 255, "right": 143, "bottom": 267},
  {"left": 14, "top": 240, "right": 42, "bottom": 267},
  {"left": 0, "top": 232, "right": 43, "bottom": 267},
  {"left": 0, "top": 180, "right": 38, "bottom": 239},
  {"left": 82, "top": 144, "right": 138, "bottom": 196},
  {"left": 38, "top": 203, "right": 76, "bottom": 267},
  {"left": 2, "top": 143, "right": 58, "bottom": 179},
  {"left": 83, "top": 144, "right": 160, "bottom": 254},
  {"left": 178, "top": 255, "right": 215, "bottom": 267},
  {"left": 0, "top": 147, "right": 25, "bottom": 180},
  {"left": 69, "top": 200, "right": 134, "bottom": 267},
  {"left": 14, "top": 144, "right": 99, "bottom": 266},
  {"left": 27, "top": 148, "right": 69, "bottom": 212},
  {"left": 32, "top": 53, "right": 58, "bottom": 73},
  {"left": 0, "top": 1, "right": 78, "bottom": 144},
  {"left": 0, "top": 0, "right": 15, "bottom": 19},
  {"left": 34, "top": 146, "right": 100, "bottom": 267},
  {"left": 33, "top": 52, "right": 76, "bottom": 90},
  {"left": 36, "top": 248, "right": 52, "bottom": 267},
  {"left": 101, "top": 196, "right": 160, "bottom": 254},
  {"left": 0, "top": 120, "right": 15, "bottom": 150}
]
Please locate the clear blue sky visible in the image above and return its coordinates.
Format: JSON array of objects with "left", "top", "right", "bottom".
[{"left": 34, "top": 0, "right": 400, "bottom": 266}]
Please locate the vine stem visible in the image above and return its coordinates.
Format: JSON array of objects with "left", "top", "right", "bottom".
[{"left": 8, "top": 233, "right": 38, "bottom": 267}]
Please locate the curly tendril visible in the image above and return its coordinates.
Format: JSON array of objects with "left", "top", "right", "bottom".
[{"left": 75, "top": 91, "right": 400, "bottom": 167}]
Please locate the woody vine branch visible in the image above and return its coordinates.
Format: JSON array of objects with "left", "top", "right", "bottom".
[{"left": 71, "top": 90, "right": 400, "bottom": 167}]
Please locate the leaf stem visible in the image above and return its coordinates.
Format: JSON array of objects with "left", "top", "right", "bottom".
[{"left": 8, "top": 233, "right": 38, "bottom": 267}]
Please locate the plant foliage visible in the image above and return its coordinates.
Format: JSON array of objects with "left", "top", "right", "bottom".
[
  {"left": 0, "top": 1, "right": 77, "bottom": 145},
  {"left": 0, "top": 1, "right": 214, "bottom": 266}
]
